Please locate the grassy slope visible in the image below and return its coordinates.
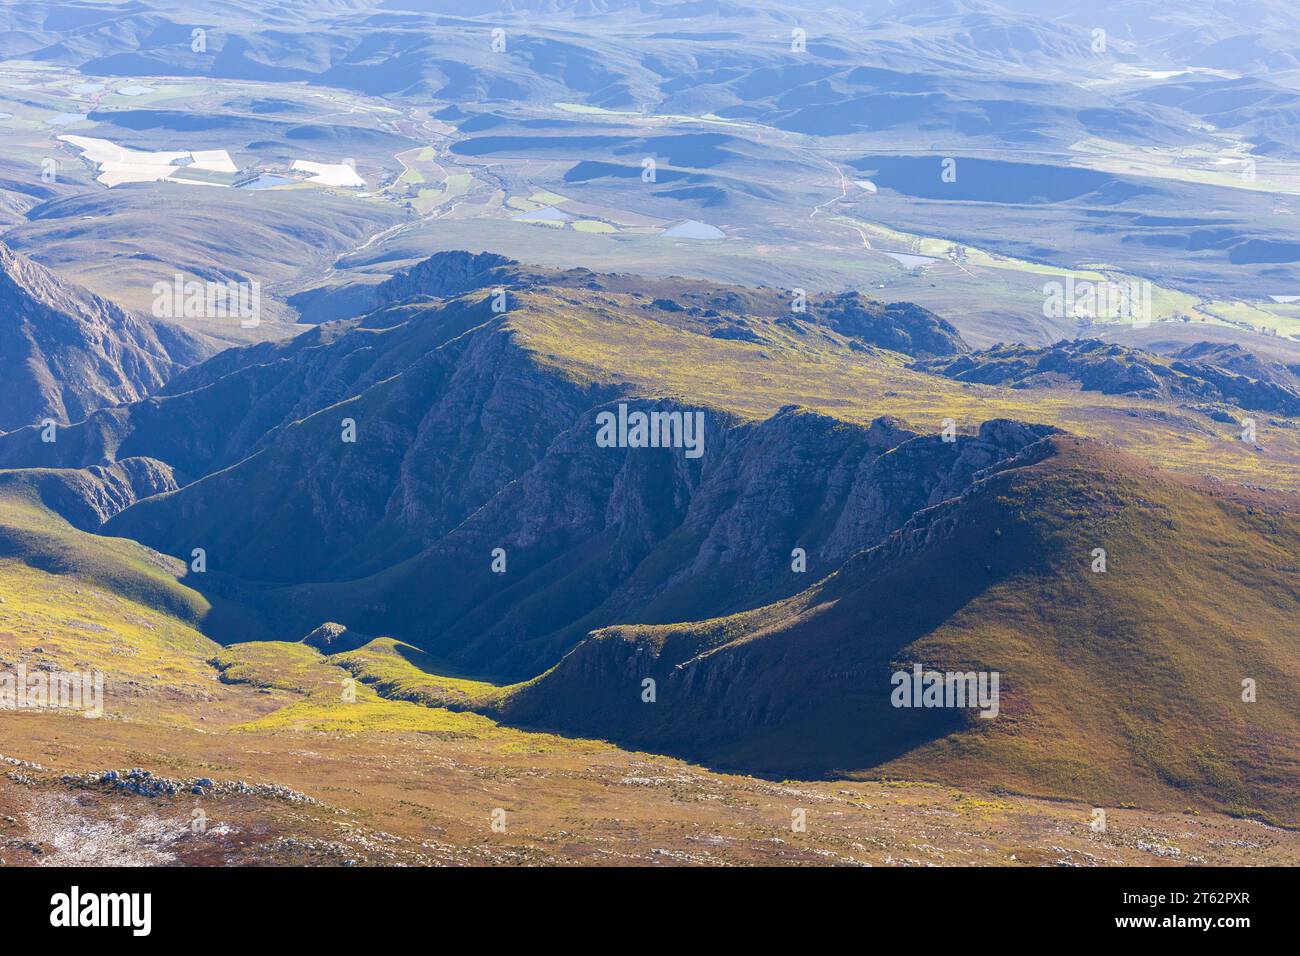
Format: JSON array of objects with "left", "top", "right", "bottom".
[
  {"left": 509, "top": 289, "right": 1300, "bottom": 491},
  {"left": 209, "top": 639, "right": 592, "bottom": 749},
  {"left": 334, "top": 637, "right": 511, "bottom": 710},
  {"left": 0, "top": 485, "right": 222, "bottom": 725},
  {"left": 859, "top": 438, "right": 1298, "bottom": 821},
  {"left": 213, "top": 640, "right": 506, "bottom": 736},
  {"left": 0, "top": 486, "right": 581, "bottom": 748},
  {"left": 0, "top": 478, "right": 210, "bottom": 629}
]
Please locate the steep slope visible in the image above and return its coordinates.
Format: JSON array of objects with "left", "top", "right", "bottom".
[
  {"left": 0, "top": 290, "right": 501, "bottom": 480},
  {"left": 501, "top": 437, "right": 1300, "bottom": 822},
  {"left": 0, "top": 243, "right": 214, "bottom": 433},
  {"left": 7, "top": 250, "right": 1298, "bottom": 493},
  {"left": 0, "top": 479, "right": 211, "bottom": 630},
  {"left": 0, "top": 250, "right": 1295, "bottom": 687},
  {"left": 0, "top": 458, "right": 177, "bottom": 531},
  {"left": 269, "top": 411, "right": 1051, "bottom": 678},
  {"left": 101, "top": 313, "right": 1050, "bottom": 677}
]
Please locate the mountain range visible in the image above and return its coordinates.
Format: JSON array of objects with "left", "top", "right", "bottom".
[
  {"left": 1, "top": 247, "right": 1294, "bottom": 823},
  {"left": 1, "top": 0, "right": 1298, "bottom": 867}
]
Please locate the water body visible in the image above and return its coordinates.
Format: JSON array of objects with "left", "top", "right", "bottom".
[
  {"left": 46, "top": 112, "right": 88, "bottom": 126},
  {"left": 514, "top": 206, "right": 571, "bottom": 222},
  {"left": 881, "top": 251, "right": 938, "bottom": 268},
  {"left": 117, "top": 85, "right": 156, "bottom": 97},
  {"left": 663, "top": 220, "right": 725, "bottom": 240},
  {"left": 236, "top": 174, "right": 296, "bottom": 190},
  {"left": 850, "top": 155, "right": 1115, "bottom": 203}
]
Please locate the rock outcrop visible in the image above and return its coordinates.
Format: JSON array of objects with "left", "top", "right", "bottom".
[
  {"left": 815, "top": 291, "right": 970, "bottom": 358},
  {"left": 918, "top": 338, "right": 1300, "bottom": 416}
]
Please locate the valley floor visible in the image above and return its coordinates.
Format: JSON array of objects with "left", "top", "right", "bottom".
[
  {"left": 1, "top": 549, "right": 1296, "bottom": 867},
  {"left": 4, "top": 403, "right": 1292, "bottom": 864}
]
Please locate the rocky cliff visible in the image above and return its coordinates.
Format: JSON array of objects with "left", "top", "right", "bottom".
[{"left": 0, "top": 243, "right": 213, "bottom": 432}]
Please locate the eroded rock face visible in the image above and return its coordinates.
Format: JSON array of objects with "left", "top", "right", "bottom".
[
  {"left": 283, "top": 399, "right": 1048, "bottom": 678},
  {"left": 492, "top": 441, "right": 1041, "bottom": 760},
  {"left": 823, "top": 419, "right": 1057, "bottom": 561},
  {"left": 0, "top": 243, "right": 211, "bottom": 432},
  {"left": 2, "top": 457, "right": 179, "bottom": 530},
  {"left": 374, "top": 251, "right": 519, "bottom": 305}
]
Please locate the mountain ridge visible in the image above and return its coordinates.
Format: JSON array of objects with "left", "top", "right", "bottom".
[
  {"left": 0, "top": 242, "right": 215, "bottom": 433},
  {"left": 498, "top": 434, "right": 1300, "bottom": 820}
]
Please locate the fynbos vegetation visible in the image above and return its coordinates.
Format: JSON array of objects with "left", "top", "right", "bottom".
[{"left": 0, "top": 0, "right": 1295, "bottom": 911}]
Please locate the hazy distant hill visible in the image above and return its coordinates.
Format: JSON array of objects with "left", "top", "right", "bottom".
[{"left": 6, "top": 0, "right": 1297, "bottom": 149}]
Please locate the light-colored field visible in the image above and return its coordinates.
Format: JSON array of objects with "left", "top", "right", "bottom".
[
  {"left": 1070, "top": 136, "right": 1300, "bottom": 196},
  {"left": 835, "top": 214, "right": 1300, "bottom": 340},
  {"left": 291, "top": 160, "right": 365, "bottom": 188},
  {"left": 1201, "top": 299, "right": 1300, "bottom": 336},
  {"left": 59, "top": 134, "right": 237, "bottom": 187},
  {"left": 385, "top": 146, "right": 463, "bottom": 212}
]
